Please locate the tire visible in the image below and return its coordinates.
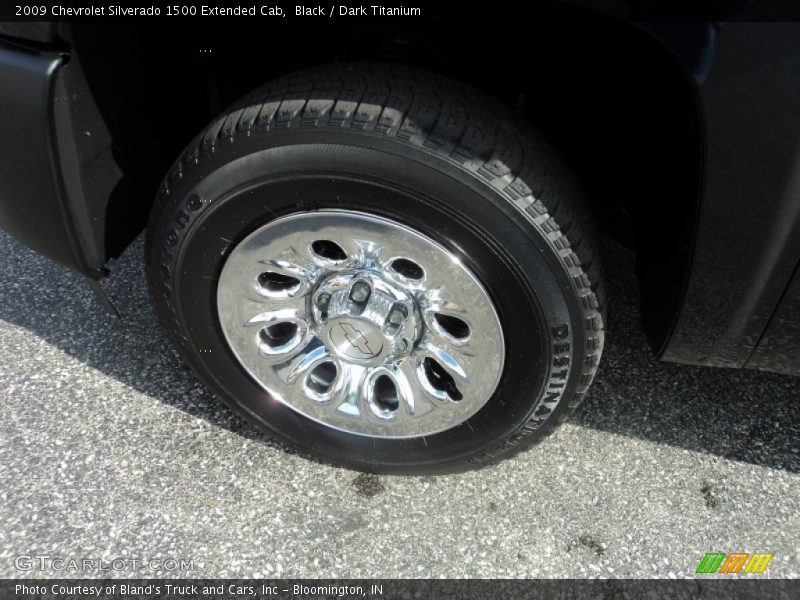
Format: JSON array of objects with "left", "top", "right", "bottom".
[{"left": 145, "top": 62, "right": 605, "bottom": 474}]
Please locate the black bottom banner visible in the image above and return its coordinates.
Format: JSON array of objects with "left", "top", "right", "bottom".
[{"left": 1, "top": 579, "right": 797, "bottom": 600}]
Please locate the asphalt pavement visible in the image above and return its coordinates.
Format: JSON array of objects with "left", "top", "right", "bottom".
[{"left": 0, "top": 229, "right": 798, "bottom": 579}]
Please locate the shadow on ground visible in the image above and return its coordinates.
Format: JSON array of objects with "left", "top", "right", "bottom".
[{"left": 1, "top": 231, "right": 798, "bottom": 472}]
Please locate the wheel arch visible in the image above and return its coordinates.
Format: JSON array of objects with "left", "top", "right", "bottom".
[{"left": 63, "top": 11, "right": 701, "bottom": 352}]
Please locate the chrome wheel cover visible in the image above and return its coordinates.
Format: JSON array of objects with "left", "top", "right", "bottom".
[{"left": 216, "top": 210, "right": 505, "bottom": 438}]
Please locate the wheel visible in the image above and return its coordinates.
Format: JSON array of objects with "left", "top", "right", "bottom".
[{"left": 145, "top": 63, "right": 605, "bottom": 474}]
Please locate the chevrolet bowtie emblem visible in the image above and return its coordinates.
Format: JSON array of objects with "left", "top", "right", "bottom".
[{"left": 338, "top": 322, "right": 375, "bottom": 356}]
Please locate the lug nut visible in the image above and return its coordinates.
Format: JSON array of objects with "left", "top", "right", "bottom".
[
  {"left": 349, "top": 281, "right": 371, "bottom": 303},
  {"left": 315, "top": 292, "right": 331, "bottom": 309},
  {"left": 387, "top": 304, "right": 408, "bottom": 326}
]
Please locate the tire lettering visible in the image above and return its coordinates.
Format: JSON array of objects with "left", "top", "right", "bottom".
[
  {"left": 174, "top": 209, "right": 190, "bottom": 230},
  {"left": 529, "top": 323, "right": 573, "bottom": 423}
]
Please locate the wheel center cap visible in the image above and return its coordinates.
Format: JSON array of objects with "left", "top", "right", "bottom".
[
  {"left": 314, "top": 271, "right": 420, "bottom": 366},
  {"left": 329, "top": 320, "right": 384, "bottom": 360}
]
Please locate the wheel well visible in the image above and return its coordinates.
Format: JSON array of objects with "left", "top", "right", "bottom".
[{"left": 67, "top": 10, "right": 701, "bottom": 351}]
